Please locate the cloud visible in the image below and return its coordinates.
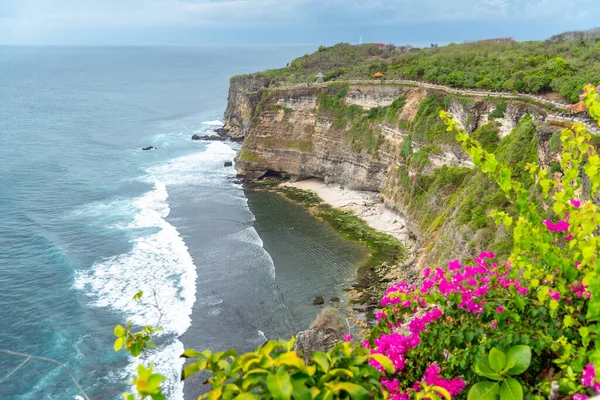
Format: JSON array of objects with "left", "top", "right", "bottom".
[
  {"left": 1, "top": 0, "right": 598, "bottom": 44},
  {"left": 5, "top": 0, "right": 599, "bottom": 29}
]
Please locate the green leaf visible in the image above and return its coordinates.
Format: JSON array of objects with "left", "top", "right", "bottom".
[
  {"left": 327, "top": 368, "right": 354, "bottom": 379},
  {"left": 266, "top": 369, "right": 293, "bottom": 400},
  {"left": 147, "top": 373, "right": 165, "bottom": 389},
  {"left": 114, "top": 337, "right": 124, "bottom": 352},
  {"left": 131, "top": 341, "right": 143, "bottom": 357},
  {"left": 432, "top": 386, "right": 452, "bottom": 400},
  {"left": 505, "top": 346, "right": 531, "bottom": 375},
  {"left": 277, "top": 351, "right": 305, "bottom": 371},
  {"left": 311, "top": 352, "right": 330, "bottom": 373},
  {"left": 233, "top": 394, "right": 261, "bottom": 400},
  {"left": 500, "top": 378, "right": 523, "bottom": 400},
  {"left": 183, "top": 363, "right": 199, "bottom": 379},
  {"left": 122, "top": 393, "right": 136, "bottom": 400},
  {"left": 133, "top": 291, "right": 144, "bottom": 300},
  {"left": 468, "top": 381, "right": 500, "bottom": 400},
  {"left": 114, "top": 325, "right": 125, "bottom": 337},
  {"left": 291, "top": 379, "right": 311, "bottom": 400},
  {"left": 489, "top": 348, "right": 506, "bottom": 373},
  {"left": 475, "top": 360, "right": 503, "bottom": 381},
  {"left": 369, "top": 354, "right": 396, "bottom": 374},
  {"left": 331, "top": 382, "right": 369, "bottom": 400}
]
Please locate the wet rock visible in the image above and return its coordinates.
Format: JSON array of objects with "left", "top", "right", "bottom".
[
  {"left": 329, "top": 297, "right": 340, "bottom": 303},
  {"left": 295, "top": 328, "right": 342, "bottom": 361},
  {"left": 203, "top": 135, "right": 225, "bottom": 141},
  {"left": 224, "top": 161, "right": 233, "bottom": 167},
  {"left": 141, "top": 146, "right": 155, "bottom": 150},
  {"left": 214, "top": 127, "right": 229, "bottom": 137},
  {"left": 312, "top": 296, "right": 325, "bottom": 305},
  {"left": 191, "top": 134, "right": 201, "bottom": 140}
]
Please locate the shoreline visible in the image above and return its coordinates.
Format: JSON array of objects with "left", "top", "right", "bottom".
[
  {"left": 266, "top": 178, "right": 419, "bottom": 310},
  {"left": 281, "top": 179, "right": 417, "bottom": 251}
]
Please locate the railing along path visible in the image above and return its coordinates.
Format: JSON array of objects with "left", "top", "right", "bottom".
[{"left": 272, "top": 79, "right": 600, "bottom": 135}]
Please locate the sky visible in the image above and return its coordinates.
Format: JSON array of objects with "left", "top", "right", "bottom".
[{"left": 0, "top": 0, "right": 598, "bottom": 46}]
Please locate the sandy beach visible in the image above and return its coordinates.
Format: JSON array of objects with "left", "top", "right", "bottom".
[{"left": 281, "top": 178, "right": 417, "bottom": 253}]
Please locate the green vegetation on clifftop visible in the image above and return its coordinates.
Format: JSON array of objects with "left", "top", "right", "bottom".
[{"left": 246, "top": 30, "right": 600, "bottom": 102}]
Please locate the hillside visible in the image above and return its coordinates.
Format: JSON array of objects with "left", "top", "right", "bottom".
[{"left": 248, "top": 28, "right": 600, "bottom": 102}]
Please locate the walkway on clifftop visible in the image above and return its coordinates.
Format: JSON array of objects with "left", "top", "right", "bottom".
[{"left": 272, "top": 79, "right": 600, "bottom": 135}]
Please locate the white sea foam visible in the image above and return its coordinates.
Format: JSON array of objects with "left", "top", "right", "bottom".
[
  {"left": 201, "top": 120, "right": 224, "bottom": 126},
  {"left": 74, "top": 142, "right": 243, "bottom": 399},
  {"left": 75, "top": 180, "right": 196, "bottom": 335},
  {"left": 148, "top": 142, "right": 235, "bottom": 186},
  {"left": 74, "top": 178, "right": 196, "bottom": 400}
]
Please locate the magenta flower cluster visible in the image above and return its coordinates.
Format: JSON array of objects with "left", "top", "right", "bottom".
[
  {"left": 370, "top": 252, "right": 533, "bottom": 398},
  {"left": 381, "top": 364, "right": 465, "bottom": 400},
  {"left": 381, "top": 252, "right": 527, "bottom": 320},
  {"left": 582, "top": 363, "right": 600, "bottom": 393},
  {"left": 368, "top": 308, "right": 443, "bottom": 372}
]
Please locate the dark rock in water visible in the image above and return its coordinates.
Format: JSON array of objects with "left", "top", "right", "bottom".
[
  {"left": 142, "top": 146, "right": 155, "bottom": 150},
  {"left": 203, "top": 135, "right": 225, "bottom": 141},
  {"left": 295, "top": 328, "right": 342, "bottom": 361},
  {"left": 329, "top": 297, "right": 340, "bottom": 303},
  {"left": 214, "top": 127, "right": 229, "bottom": 137},
  {"left": 192, "top": 133, "right": 224, "bottom": 141},
  {"left": 312, "top": 296, "right": 325, "bottom": 306},
  {"left": 224, "top": 161, "right": 233, "bottom": 167}
]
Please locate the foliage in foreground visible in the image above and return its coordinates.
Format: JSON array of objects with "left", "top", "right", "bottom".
[{"left": 117, "top": 85, "right": 600, "bottom": 400}]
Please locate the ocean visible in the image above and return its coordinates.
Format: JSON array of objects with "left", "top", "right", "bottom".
[{"left": 0, "top": 46, "right": 365, "bottom": 399}]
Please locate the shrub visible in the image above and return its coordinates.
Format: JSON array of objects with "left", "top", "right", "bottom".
[{"left": 488, "top": 102, "right": 507, "bottom": 120}]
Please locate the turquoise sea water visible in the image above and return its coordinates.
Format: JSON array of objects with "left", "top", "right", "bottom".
[{"left": 0, "top": 46, "right": 364, "bottom": 399}]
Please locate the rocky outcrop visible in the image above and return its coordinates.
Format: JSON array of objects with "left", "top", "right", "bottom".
[
  {"left": 447, "top": 98, "right": 540, "bottom": 137},
  {"left": 232, "top": 83, "right": 412, "bottom": 190},
  {"left": 223, "top": 74, "right": 271, "bottom": 140},
  {"left": 295, "top": 328, "right": 343, "bottom": 360}
]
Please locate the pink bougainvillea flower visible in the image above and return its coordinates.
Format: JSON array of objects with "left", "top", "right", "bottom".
[
  {"left": 495, "top": 305, "right": 505, "bottom": 313},
  {"left": 571, "top": 199, "right": 581, "bottom": 208},
  {"left": 596, "top": 85, "right": 600, "bottom": 91},
  {"left": 565, "top": 233, "right": 574, "bottom": 241},
  {"left": 381, "top": 378, "right": 410, "bottom": 400},
  {"left": 490, "top": 321, "right": 498, "bottom": 328},
  {"left": 344, "top": 333, "right": 352, "bottom": 341},
  {"left": 422, "top": 364, "right": 466, "bottom": 396},
  {"left": 575, "top": 261, "right": 581, "bottom": 269},
  {"left": 572, "top": 281, "right": 588, "bottom": 298},
  {"left": 573, "top": 395, "right": 588, "bottom": 400},
  {"left": 548, "top": 290, "right": 561, "bottom": 301},
  {"left": 582, "top": 363, "right": 600, "bottom": 393},
  {"left": 543, "top": 219, "right": 569, "bottom": 232}
]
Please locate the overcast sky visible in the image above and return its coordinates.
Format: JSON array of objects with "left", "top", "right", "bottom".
[{"left": 0, "top": 0, "right": 598, "bottom": 45}]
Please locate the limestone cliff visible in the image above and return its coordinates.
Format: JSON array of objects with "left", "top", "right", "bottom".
[{"left": 224, "top": 77, "right": 564, "bottom": 269}]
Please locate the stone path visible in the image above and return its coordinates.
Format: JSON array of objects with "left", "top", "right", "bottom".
[{"left": 274, "top": 79, "right": 600, "bottom": 135}]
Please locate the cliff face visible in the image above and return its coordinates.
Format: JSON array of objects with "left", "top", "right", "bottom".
[
  {"left": 225, "top": 78, "right": 561, "bottom": 267},
  {"left": 224, "top": 74, "right": 271, "bottom": 140},
  {"left": 235, "top": 83, "right": 413, "bottom": 190}
]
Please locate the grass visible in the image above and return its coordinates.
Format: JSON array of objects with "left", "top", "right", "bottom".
[{"left": 239, "top": 148, "right": 261, "bottom": 162}]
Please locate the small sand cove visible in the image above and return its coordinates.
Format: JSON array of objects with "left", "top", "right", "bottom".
[{"left": 281, "top": 178, "right": 417, "bottom": 253}]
